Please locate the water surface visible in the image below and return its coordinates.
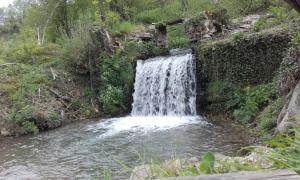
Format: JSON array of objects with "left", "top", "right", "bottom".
[{"left": 0, "top": 116, "right": 250, "bottom": 179}]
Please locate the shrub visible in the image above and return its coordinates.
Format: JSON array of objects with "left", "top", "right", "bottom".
[
  {"left": 20, "top": 121, "right": 39, "bottom": 135},
  {"left": 98, "top": 54, "right": 134, "bottom": 115},
  {"left": 168, "top": 25, "right": 189, "bottom": 49},
  {"left": 206, "top": 81, "right": 241, "bottom": 112},
  {"left": 99, "top": 54, "right": 133, "bottom": 88},
  {"left": 233, "top": 83, "right": 278, "bottom": 124},
  {"left": 59, "top": 14, "right": 93, "bottom": 68},
  {"left": 70, "top": 99, "right": 82, "bottom": 110},
  {"left": 110, "top": 21, "right": 141, "bottom": 36},
  {"left": 99, "top": 85, "right": 124, "bottom": 115},
  {"left": 124, "top": 41, "right": 167, "bottom": 60}
]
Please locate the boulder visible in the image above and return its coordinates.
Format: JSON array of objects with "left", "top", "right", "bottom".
[
  {"left": 129, "top": 165, "right": 151, "bottom": 180},
  {"left": 277, "top": 81, "right": 300, "bottom": 133},
  {"left": 1, "top": 128, "right": 13, "bottom": 137}
]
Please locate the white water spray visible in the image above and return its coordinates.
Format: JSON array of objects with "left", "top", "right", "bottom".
[{"left": 131, "top": 53, "right": 196, "bottom": 116}]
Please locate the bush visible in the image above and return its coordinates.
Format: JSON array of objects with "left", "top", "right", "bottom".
[
  {"left": 134, "top": 2, "right": 182, "bottom": 24},
  {"left": 206, "top": 81, "right": 241, "bottom": 112},
  {"left": 98, "top": 54, "right": 134, "bottom": 115},
  {"left": 124, "top": 41, "right": 167, "bottom": 60},
  {"left": 110, "top": 21, "right": 140, "bottom": 36},
  {"left": 233, "top": 83, "right": 278, "bottom": 124},
  {"left": 20, "top": 121, "right": 39, "bottom": 135},
  {"left": 168, "top": 25, "right": 189, "bottom": 49},
  {"left": 99, "top": 85, "right": 124, "bottom": 115},
  {"left": 59, "top": 14, "right": 93, "bottom": 68}
]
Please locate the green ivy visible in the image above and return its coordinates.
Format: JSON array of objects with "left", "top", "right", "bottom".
[{"left": 233, "top": 83, "right": 278, "bottom": 124}]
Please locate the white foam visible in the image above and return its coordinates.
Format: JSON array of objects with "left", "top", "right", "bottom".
[{"left": 87, "top": 116, "right": 208, "bottom": 138}]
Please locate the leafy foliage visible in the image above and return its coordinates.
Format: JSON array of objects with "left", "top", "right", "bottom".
[
  {"left": 258, "top": 98, "right": 284, "bottom": 131},
  {"left": 98, "top": 54, "right": 134, "bottom": 115},
  {"left": 199, "top": 152, "right": 215, "bottom": 174},
  {"left": 265, "top": 129, "right": 300, "bottom": 173},
  {"left": 233, "top": 83, "right": 278, "bottom": 124},
  {"left": 99, "top": 85, "right": 124, "bottom": 115},
  {"left": 168, "top": 25, "right": 189, "bottom": 49},
  {"left": 150, "top": 152, "right": 216, "bottom": 177},
  {"left": 206, "top": 81, "right": 241, "bottom": 112}
]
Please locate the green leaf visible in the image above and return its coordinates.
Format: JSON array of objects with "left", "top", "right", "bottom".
[{"left": 199, "top": 152, "right": 215, "bottom": 174}]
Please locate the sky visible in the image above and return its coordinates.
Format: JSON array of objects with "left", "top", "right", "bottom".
[{"left": 0, "top": 0, "right": 14, "bottom": 8}]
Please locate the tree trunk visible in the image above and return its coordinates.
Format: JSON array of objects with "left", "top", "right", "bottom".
[
  {"left": 285, "top": 0, "right": 300, "bottom": 13},
  {"left": 36, "top": 2, "right": 61, "bottom": 46}
]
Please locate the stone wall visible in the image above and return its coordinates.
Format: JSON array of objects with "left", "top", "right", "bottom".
[
  {"left": 195, "top": 29, "right": 292, "bottom": 85},
  {"left": 194, "top": 29, "right": 294, "bottom": 114}
]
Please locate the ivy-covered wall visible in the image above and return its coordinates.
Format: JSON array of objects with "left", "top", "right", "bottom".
[{"left": 196, "top": 30, "right": 292, "bottom": 85}]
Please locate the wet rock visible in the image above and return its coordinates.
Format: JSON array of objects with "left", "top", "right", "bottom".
[
  {"left": 188, "top": 157, "right": 199, "bottom": 164},
  {"left": 129, "top": 165, "right": 151, "bottom": 180},
  {"left": 169, "top": 49, "right": 192, "bottom": 56},
  {"left": 185, "top": 9, "right": 229, "bottom": 42},
  {"left": 215, "top": 147, "right": 274, "bottom": 171},
  {"left": 155, "top": 23, "right": 168, "bottom": 49},
  {"left": 126, "top": 30, "right": 154, "bottom": 42},
  {"left": 1, "top": 128, "right": 13, "bottom": 137}
]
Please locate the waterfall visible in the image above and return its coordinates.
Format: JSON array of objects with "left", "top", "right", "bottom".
[{"left": 131, "top": 52, "right": 196, "bottom": 116}]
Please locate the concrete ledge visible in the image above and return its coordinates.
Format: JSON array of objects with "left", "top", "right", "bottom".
[{"left": 157, "top": 170, "right": 299, "bottom": 180}]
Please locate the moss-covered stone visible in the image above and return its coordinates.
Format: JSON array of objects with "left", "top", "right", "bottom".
[
  {"left": 257, "top": 98, "right": 284, "bottom": 131},
  {"left": 196, "top": 29, "right": 292, "bottom": 85}
]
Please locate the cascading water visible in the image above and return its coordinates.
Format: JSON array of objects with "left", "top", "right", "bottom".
[{"left": 131, "top": 53, "right": 196, "bottom": 116}]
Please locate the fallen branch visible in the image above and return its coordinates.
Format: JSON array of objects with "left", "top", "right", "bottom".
[
  {"left": 50, "top": 67, "right": 57, "bottom": 80},
  {"left": 48, "top": 88, "right": 71, "bottom": 102},
  {"left": 0, "top": 63, "right": 19, "bottom": 67}
]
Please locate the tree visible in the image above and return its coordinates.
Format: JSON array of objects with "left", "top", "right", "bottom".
[{"left": 24, "top": 0, "right": 61, "bottom": 45}]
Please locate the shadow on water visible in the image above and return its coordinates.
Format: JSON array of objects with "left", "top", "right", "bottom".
[{"left": 0, "top": 116, "right": 251, "bottom": 179}]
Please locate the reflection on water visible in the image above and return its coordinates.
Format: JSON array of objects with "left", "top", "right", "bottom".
[{"left": 0, "top": 116, "right": 250, "bottom": 179}]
